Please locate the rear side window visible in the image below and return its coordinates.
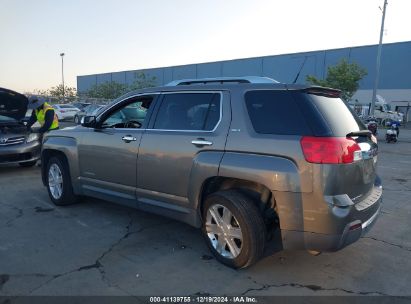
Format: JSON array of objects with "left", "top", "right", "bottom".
[
  {"left": 153, "top": 93, "right": 220, "bottom": 131},
  {"left": 245, "top": 90, "right": 311, "bottom": 135}
]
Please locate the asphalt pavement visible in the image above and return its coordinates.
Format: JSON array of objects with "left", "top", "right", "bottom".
[{"left": 0, "top": 126, "right": 410, "bottom": 297}]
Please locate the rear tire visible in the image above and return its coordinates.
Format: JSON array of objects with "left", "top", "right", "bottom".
[
  {"left": 46, "top": 156, "right": 78, "bottom": 206},
  {"left": 202, "top": 190, "right": 266, "bottom": 269}
]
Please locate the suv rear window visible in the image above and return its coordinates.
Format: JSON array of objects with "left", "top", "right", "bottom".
[
  {"left": 305, "top": 94, "right": 366, "bottom": 137},
  {"left": 245, "top": 90, "right": 311, "bottom": 135}
]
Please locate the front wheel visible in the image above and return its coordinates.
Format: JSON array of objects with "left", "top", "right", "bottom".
[
  {"left": 202, "top": 190, "right": 266, "bottom": 269},
  {"left": 46, "top": 156, "right": 79, "bottom": 206}
]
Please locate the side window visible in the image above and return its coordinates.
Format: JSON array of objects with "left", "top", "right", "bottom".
[
  {"left": 101, "top": 96, "right": 154, "bottom": 129},
  {"left": 245, "top": 90, "right": 311, "bottom": 135},
  {"left": 153, "top": 93, "right": 220, "bottom": 131}
]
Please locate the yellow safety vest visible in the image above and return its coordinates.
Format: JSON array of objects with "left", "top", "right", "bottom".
[{"left": 35, "top": 103, "right": 59, "bottom": 130}]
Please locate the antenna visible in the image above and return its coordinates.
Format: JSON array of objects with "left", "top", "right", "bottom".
[{"left": 293, "top": 56, "right": 308, "bottom": 84}]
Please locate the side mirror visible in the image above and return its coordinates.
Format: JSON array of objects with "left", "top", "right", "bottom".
[{"left": 81, "top": 116, "right": 97, "bottom": 128}]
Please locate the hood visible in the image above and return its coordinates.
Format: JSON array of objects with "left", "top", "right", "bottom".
[{"left": 0, "top": 87, "right": 29, "bottom": 121}]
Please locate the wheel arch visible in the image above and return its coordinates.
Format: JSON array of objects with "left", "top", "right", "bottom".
[
  {"left": 198, "top": 176, "right": 278, "bottom": 227},
  {"left": 41, "top": 136, "right": 80, "bottom": 193},
  {"left": 41, "top": 149, "right": 70, "bottom": 185},
  {"left": 199, "top": 176, "right": 275, "bottom": 214}
]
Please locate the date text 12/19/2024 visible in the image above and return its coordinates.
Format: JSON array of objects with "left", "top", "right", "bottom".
[{"left": 149, "top": 296, "right": 257, "bottom": 303}]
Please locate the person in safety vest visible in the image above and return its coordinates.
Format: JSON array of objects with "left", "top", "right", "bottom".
[{"left": 26, "top": 96, "right": 59, "bottom": 133}]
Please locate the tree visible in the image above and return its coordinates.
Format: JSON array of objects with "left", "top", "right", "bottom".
[
  {"left": 86, "top": 81, "right": 128, "bottom": 99},
  {"left": 86, "top": 72, "right": 157, "bottom": 99},
  {"left": 129, "top": 72, "right": 157, "bottom": 90},
  {"left": 306, "top": 59, "right": 367, "bottom": 102},
  {"left": 48, "top": 84, "right": 77, "bottom": 99}
]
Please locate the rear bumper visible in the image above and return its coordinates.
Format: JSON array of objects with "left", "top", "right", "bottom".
[
  {"left": 280, "top": 178, "right": 383, "bottom": 252},
  {"left": 281, "top": 203, "right": 381, "bottom": 251},
  {"left": 0, "top": 141, "right": 41, "bottom": 165}
]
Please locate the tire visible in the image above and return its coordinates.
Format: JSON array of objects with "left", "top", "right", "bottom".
[
  {"left": 46, "top": 156, "right": 78, "bottom": 206},
  {"left": 19, "top": 160, "right": 37, "bottom": 167},
  {"left": 74, "top": 116, "right": 79, "bottom": 124},
  {"left": 202, "top": 190, "right": 266, "bottom": 269}
]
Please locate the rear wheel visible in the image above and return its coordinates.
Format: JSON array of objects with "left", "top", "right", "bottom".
[
  {"left": 74, "top": 116, "right": 79, "bottom": 124},
  {"left": 46, "top": 156, "right": 78, "bottom": 206},
  {"left": 202, "top": 190, "right": 266, "bottom": 269}
]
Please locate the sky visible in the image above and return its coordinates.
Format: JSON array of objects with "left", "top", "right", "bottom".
[{"left": 1, "top": 0, "right": 410, "bottom": 93}]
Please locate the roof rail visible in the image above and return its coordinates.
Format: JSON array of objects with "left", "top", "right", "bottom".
[{"left": 165, "top": 76, "right": 279, "bottom": 86}]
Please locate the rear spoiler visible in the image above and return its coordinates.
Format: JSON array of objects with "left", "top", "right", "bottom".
[
  {"left": 302, "top": 87, "right": 342, "bottom": 98},
  {"left": 346, "top": 130, "right": 372, "bottom": 138}
]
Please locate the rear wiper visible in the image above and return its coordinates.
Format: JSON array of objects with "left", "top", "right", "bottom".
[{"left": 346, "top": 130, "right": 371, "bottom": 138}]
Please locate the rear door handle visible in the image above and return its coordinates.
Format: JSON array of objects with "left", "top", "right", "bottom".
[
  {"left": 122, "top": 135, "right": 137, "bottom": 142},
  {"left": 191, "top": 139, "right": 213, "bottom": 146}
]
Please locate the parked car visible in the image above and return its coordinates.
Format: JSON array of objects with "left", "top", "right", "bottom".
[
  {"left": 0, "top": 87, "right": 41, "bottom": 167},
  {"left": 52, "top": 104, "right": 80, "bottom": 121},
  {"left": 71, "top": 102, "right": 91, "bottom": 111},
  {"left": 73, "top": 104, "right": 105, "bottom": 124},
  {"left": 41, "top": 77, "right": 382, "bottom": 268}
]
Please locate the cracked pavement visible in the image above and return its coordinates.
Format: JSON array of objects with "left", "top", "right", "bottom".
[{"left": 0, "top": 128, "right": 411, "bottom": 296}]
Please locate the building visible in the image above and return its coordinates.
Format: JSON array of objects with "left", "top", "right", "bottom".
[{"left": 77, "top": 40, "right": 411, "bottom": 111}]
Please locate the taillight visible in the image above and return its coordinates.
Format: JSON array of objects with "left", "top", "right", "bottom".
[
  {"left": 300, "top": 136, "right": 362, "bottom": 164},
  {"left": 60, "top": 110, "right": 66, "bottom": 113}
]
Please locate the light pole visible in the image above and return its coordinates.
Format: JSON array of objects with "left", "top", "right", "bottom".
[
  {"left": 60, "top": 52, "right": 65, "bottom": 100},
  {"left": 370, "top": 0, "right": 388, "bottom": 116}
]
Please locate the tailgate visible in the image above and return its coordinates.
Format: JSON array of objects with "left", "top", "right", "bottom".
[{"left": 297, "top": 89, "right": 379, "bottom": 199}]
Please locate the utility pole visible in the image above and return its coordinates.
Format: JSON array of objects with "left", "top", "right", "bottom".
[
  {"left": 60, "top": 52, "right": 65, "bottom": 100},
  {"left": 370, "top": 0, "right": 388, "bottom": 116}
]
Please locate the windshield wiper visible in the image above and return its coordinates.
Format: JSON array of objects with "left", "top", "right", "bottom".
[{"left": 346, "top": 130, "right": 371, "bottom": 138}]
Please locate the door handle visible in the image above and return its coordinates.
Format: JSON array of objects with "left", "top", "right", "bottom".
[
  {"left": 191, "top": 139, "right": 213, "bottom": 146},
  {"left": 122, "top": 135, "right": 137, "bottom": 142}
]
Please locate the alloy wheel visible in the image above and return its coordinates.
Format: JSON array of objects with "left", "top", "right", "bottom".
[
  {"left": 205, "top": 204, "right": 243, "bottom": 259},
  {"left": 48, "top": 163, "right": 63, "bottom": 200}
]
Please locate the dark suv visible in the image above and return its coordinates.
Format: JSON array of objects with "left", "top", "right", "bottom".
[{"left": 41, "top": 77, "right": 382, "bottom": 268}]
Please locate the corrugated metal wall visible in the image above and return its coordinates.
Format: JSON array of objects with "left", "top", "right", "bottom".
[{"left": 77, "top": 41, "right": 411, "bottom": 93}]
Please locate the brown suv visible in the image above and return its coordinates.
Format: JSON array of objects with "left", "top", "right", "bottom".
[{"left": 41, "top": 77, "right": 382, "bottom": 268}]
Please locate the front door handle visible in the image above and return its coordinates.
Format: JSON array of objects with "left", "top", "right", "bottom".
[
  {"left": 122, "top": 135, "right": 137, "bottom": 143},
  {"left": 191, "top": 139, "right": 213, "bottom": 146}
]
